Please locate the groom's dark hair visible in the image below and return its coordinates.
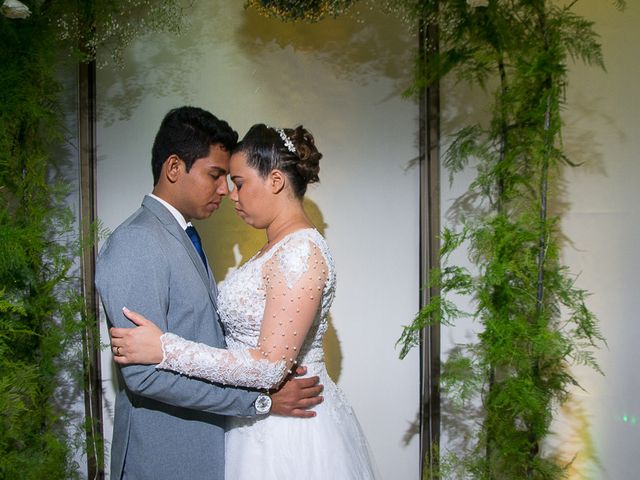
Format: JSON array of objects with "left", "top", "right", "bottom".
[{"left": 151, "top": 106, "right": 238, "bottom": 185}]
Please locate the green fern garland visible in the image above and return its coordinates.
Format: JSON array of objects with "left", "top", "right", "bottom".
[{"left": 394, "top": 1, "right": 623, "bottom": 478}]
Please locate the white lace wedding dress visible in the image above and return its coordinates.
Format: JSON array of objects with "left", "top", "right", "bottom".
[{"left": 157, "top": 228, "right": 378, "bottom": 479}]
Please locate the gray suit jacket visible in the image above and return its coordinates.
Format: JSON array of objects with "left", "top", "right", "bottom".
[{"left": 96, "top": 196, "right": 259, "bottom": 480}]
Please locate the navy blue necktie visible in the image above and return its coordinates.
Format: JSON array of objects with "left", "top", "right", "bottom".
[{"left": 185, "top": 225, "right": 208, "bottom": 272}]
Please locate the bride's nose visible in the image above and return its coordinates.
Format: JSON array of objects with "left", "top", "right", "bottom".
[{"left": 229, "top": 185, "right": 239, "bottom": 202}]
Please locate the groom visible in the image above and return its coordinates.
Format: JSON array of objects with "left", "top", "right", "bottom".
[{"left": 96, "top": 106, "right": 322, "bottom": 480}]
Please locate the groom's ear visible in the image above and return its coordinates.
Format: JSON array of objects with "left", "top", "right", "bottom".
[
  {"left": 164, "top": 155, "right": 183, "bottom": 183},
  {"left": 270, "top": 169, "right": 286, "bottom": 194}
]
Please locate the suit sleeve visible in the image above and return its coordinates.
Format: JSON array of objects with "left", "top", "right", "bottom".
[{"left": 95, "top": 225, "right": 259, "bottom": 417}]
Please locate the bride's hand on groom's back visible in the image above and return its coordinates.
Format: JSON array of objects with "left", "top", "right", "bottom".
[
  {"left": 270, "top": 366, "right": 324, "bottom": 418},
  {"left": 110, "top": 307, "right": 164, "bottom": 365}
]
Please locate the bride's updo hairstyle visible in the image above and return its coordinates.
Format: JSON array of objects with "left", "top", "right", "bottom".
[{"left": 233, "top": 124, "right": 321, "bottom": 198}]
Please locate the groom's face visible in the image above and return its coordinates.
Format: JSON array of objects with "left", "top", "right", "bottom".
[{"left": 176, "top": 143, "right": 231, "bottom": 221}]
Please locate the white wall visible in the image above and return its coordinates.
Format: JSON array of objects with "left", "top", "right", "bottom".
[
  {"left": 96, "top": 2, "right": 420, "bottom": 478},
  {"left": 439, "top": 2, "right": 640, "bottom": 478},
  {"left": 555, "top": 1, "right": 640, "bottom": 478}
]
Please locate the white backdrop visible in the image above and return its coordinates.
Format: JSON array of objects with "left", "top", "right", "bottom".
[
  {"left": 439, "top": 2, "right": 640, "bottom": 478},
  {"left": 96, "top": 2, "right": 420, "bottom": 478}
]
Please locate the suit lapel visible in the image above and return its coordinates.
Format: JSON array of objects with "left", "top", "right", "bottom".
[
  {"left": 203, "top": 250, "right": 219, "bottom": 298},
  {"left": 142, "top": 196, "right": 218, "bottom": 308}
]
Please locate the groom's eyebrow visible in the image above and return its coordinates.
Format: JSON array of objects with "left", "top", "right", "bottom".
[{"left": 211, "top": 166, "right": 227, "bottom": 176}]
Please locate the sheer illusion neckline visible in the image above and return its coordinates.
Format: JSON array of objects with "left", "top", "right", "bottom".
[{"left": 250, "top": 227, "right": 318, "bottom": 263}]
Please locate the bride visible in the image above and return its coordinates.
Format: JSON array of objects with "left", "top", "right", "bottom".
[{"left": 110, "top": 124, "right": 378, "bottom": 479}]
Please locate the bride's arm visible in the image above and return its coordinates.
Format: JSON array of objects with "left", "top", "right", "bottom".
[{"left": 110, "top": 239, "right": 327, "bottom": 390}]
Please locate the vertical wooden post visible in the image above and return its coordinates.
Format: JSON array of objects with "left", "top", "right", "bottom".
[
  {"left": 418, "top": 15, "right": 441, "bottom": 480},
  {"left": 78, "top": 58, "right": 105, "bottom": 480}
]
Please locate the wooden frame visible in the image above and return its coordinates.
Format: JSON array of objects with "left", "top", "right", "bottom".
[
  {"left": 78, "top": 59, "right": 105, "bottom": 480},
  {"left": 418, "top": 18, "right": 441, "bottom": 480}
]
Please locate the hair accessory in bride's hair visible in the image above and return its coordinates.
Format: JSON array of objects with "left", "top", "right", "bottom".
[{"left": 276, "top": 128, "right": 296, "bottom": 155}]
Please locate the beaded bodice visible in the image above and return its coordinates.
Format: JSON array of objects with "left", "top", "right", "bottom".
[{"left": 219, "top": 228, "right": 335, "bottom": 365}]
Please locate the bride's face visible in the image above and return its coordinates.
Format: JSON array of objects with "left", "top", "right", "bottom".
[{"left": 229, "top": 152, "right": 274, "bottom": 229}]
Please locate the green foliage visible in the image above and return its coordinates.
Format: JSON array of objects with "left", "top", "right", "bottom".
[
  {"left": 0, "top": 17, "right": 81, "bottom": 476},
  {"left": 1, "top": 1, "right": 184, "bottom": 476}
]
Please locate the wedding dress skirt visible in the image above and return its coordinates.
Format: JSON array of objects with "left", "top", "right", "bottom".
[{"left": 226, "top": 362, "right": 377, "bottom": 479}]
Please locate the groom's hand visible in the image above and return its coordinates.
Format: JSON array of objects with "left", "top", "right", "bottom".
[{"left": 270, "top": 366, "right": 323, "bottom": 418}]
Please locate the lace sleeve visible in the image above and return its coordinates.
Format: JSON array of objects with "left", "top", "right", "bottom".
[
  {"left": 156, "top": 236, "right": 328, "bottom": 390},
  {"left": 158, "top": 333, "right": 287, "bottom": 389}
]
